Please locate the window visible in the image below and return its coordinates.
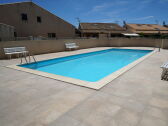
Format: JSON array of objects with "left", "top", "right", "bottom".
[
  {"left": 21, "top": 13, "right": 28, "bottom": 21},
  {"left": 48, "top": 33, "right": 56, "bottom": 38},
  {"left": 14, "top": 32, "right": 17, "bottom": 37},
  {"left": 92, "top": 33, "right": 99, "bottom": 38},
  {"left": 37, "top": 16, "right": 42, "bottom": 23}
]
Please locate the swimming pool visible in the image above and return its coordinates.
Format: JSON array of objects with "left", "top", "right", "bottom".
[{"left": 9, "top": 48, "right": 154, "bottom": 89}]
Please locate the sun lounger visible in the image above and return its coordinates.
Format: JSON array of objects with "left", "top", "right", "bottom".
[
  {"left": 65, "top": 42, "right": 79, "bottom": 51},
  {"left": 161, "top": 62, "right": 168, "bottom": 81},
  {"left": 3, "top": 47, "right": 29, "bottom": 59}
]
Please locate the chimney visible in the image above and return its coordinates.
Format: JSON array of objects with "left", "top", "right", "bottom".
[
  {"left": 123, "top": 20, "right": 126, "bottom": 25},
  {"left": 123, "top": 20, "right": 127, "bottom": 30}
]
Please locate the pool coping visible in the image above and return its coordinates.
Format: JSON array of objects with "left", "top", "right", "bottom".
[{"left": 7, "top": 48, "right": 157, "bottom": 90}]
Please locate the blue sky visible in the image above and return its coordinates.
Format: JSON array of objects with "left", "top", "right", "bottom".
[{"left": 0, "top": 0, "right": 168, "bottom": 27}]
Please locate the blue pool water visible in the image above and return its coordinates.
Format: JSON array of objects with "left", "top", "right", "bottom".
[{"left": 20, "top": 49, "right": 152, "bottom": 82}]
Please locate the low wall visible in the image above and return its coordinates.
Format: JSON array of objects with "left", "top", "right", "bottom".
[
  {"left": 108, "top": 38, "right": 167, "bottom": 48},
  {"left": 0, "top": 38, "right": 168, "bottom": 59}
]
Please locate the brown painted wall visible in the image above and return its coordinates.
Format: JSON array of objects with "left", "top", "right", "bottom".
[
  {"left": 0, "top": 38, "right": 167, "bottom": 59},
  {"left": 0, "top": 2, "right": 75, "bottom": 38},
  {"left": 0, "top": 23, "right": 15, "bottom": 41}
]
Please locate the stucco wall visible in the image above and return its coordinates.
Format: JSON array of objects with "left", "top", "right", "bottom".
[
  {"left": 0, "top": 38, "right": 167, "bottom": 59},
  {"left": 0, "top": 23, "right": 15, "bottom": 41},
  {"left": 0, "top": 2, "right": 75, "bottom": 38},
  {"left": 108, "top": 38, "right": 163, "bottom": 47}
]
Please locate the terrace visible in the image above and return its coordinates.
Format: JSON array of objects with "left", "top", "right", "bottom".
[{"left": 0, "top": 47, "right": 168, "bottom": 126}]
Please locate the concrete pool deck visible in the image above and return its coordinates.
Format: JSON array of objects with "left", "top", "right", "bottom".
[{"left": 0, "top": 47, "right": 168, "bottom": 126}]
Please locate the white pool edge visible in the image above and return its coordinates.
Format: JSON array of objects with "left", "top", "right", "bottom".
[{"left": 7, "top": 48, "right": 156, "bottom": 90}]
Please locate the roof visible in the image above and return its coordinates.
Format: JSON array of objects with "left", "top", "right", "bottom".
[
  {"left": 0, "top": 1, "right": 31, "bottom": 6},
  {"left": 132, "top": 31, "right": 168, "bottom": 34},
  {"left": 80, "top": 23, "right": 125, "bottom": 31},
  {"left": 126, "top": 24, "right": 168, "bottom": 31}
]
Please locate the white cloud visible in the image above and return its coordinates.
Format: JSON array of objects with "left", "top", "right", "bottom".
[
  {"left": 83, "top": 1, "right": 129, "bottom": 17},
  {"left": 117, "top": 1, "right": 129, "bottom": 5},
  {"left": 141, "top": 0, "right": 153, "bottom": 4},
  {"left": 92, "top": 3, "right": 109, "bottom": 12},
  {"left": 129, "top": 16, "right": 154, "bottom": 21},
  {"left": 91, "top": 1, "right": 129, "bottom": 12},
  {"left": 88, "top": 18, "right": 123, "bottom": 24}
]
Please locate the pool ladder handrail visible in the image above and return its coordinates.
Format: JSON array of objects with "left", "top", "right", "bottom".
[{"left": 20, "top": 52, "right": 37, "bottom": 64}]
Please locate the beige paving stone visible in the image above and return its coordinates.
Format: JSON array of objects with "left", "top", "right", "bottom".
[
  {"left": 129, "top": 90, "right": 152, "bottom": 104},
  {"left": 155, "top": 86, "right": 168, "bottom": 96},
  {"left": 31, "top": 87, "right": 94, "bottom": 125},
  {"left": 109, "top": 119, "right": 133, "bottom": 126},
  {"left": 138, "top": 116, "right": 168, "bottom": 126},
  {"left": 114, "top": 109, "right": 140, "bottom": 126},
  {"left": 48, "top": 115, "right": 81, "bottom": 126},
  {"left": 67, "top": 92, "right": 122, "bottom": 126},
  {"left": 66, "top": 92, "right": 110, "bottom": 121},
  {"left": 93, "top": 102, "right": 121, "bottom": 117},
  {"left": 107, "top": 94, "right": 128, "bottom": 106},
  {"left": 144, "top": 106, "right": 168, "bottom": 121},
  {"left": 102, "top": 86, "right": 137, "bottom": 98},
  {"left": 122, "top": 99, "right": 146, "bottom": 113},
  {"left": 83, "top": 112, "right": 111, "bottom": 126},
  {"left": 150, "top": 97, "right": 168, "bottom": 108}
]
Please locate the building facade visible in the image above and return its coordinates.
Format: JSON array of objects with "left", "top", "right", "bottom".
[
  {"left": 0, "top": 23, "right": 15, "bottom": 41},
  {"left": 79, "top": 23, "right": 126, "bottom": 38},
  {"left": 0, "top": 2, "right": 76, "bottom": 39}
]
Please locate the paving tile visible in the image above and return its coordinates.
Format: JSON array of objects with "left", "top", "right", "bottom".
[
  {"left": 82, "top": 111, "right": 111, "bottom": 126},
  {"left": 154, "top": 84, "right": 168, "bottom": 96},
  {"left": 113, "top": 108, "right": 140, "bottom": 126},
  {"left": 129, "top": 92, "right": 152, "bottom": 104},
  {"left": 67, "top": 92, "right": 122, "bottom": 126},
  {"left": 107, "top": 94, "right": 127, "bottom": 106},
  {"left": 144, "top": 106, "right": 168, "bottom": 121},
  {"left": 66, "top": 92, "right": 109, "bottom": 121},
  {"left": 109, "top": 119, "right": 134, "bottom": 126},
  {"left": 48, "top": 115, "right": 81, "bottom": 126},
  {"left": 150, "top": 97, "right": 168, "bottom": 109},
  {"left": 102, "top": 86, "right": 136, "bottom": 98},
  {"left": 122, "top": 99, "right": 146, "bottom": 113},
  {"left": 138, "top": 115, "right": 168, "bottom": 126}
]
